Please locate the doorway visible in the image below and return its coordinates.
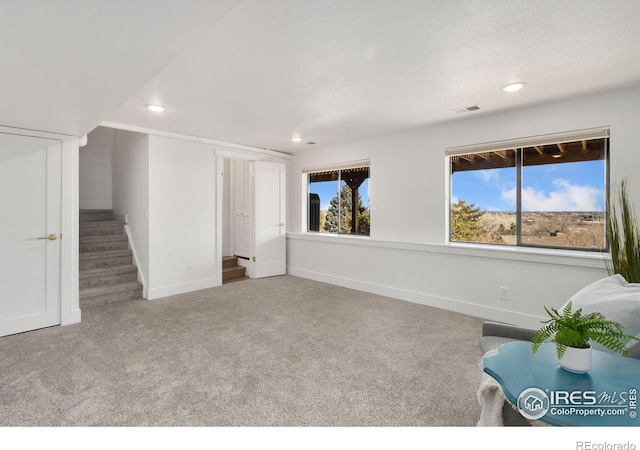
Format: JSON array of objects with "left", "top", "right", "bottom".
[{"left": 219, "top": 157, "right": 286, "bottom": 283}]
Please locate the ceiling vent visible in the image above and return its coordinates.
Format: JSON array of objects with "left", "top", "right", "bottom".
[{"left": 452, "top": 105, "right": 480, "bottom": 115}]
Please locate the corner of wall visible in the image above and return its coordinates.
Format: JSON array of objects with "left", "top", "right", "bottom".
[{"left": 60, "top": 138, "right": 81, "bottom": 326}]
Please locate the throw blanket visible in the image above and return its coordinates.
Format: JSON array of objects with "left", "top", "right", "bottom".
[{"left": 476, "top": 349, "right": 506, "bottom": 426}]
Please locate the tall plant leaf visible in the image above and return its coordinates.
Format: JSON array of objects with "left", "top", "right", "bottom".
[{"left": 606, "top": 178, "right": 640, "bottom": 282}]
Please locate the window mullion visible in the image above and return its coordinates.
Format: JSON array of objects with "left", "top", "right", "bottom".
[
  {"left": 516, "top": 148, "right": 523, "bottom": 246},
  {"left": 604, "top": 138, "right": 611, "bottom": 252},
  {"left": 338, "top": 170, "right": 342, "bottom": 234}
]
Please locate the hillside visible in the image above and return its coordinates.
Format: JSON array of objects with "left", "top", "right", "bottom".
[{"left": 478, "top": 211, "right": 605, "bottom": 249}]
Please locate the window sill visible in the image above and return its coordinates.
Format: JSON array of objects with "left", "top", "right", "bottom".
[
  {"left": 447, "top": 241, "right": 608, "bottom": 266},
  {"left": 299, "top": 231, "right": 371, "bottom": 241},
  {"left": 287, "top": 232, "right": 609, "bottom": 270}
]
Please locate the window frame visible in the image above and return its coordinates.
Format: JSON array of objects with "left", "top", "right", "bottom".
[
  {"left": 446, "top": 128, "right": 610, "bottom": 252},
  {"left": 304, "top": 160, "right": 371, "bottom": 236}
]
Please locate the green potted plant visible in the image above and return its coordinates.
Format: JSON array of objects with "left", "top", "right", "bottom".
[
  {"left": 531, "top": 301, "right": 639, "bottom": 373},
  {"left": 606, "top": 178, "right": 639, "bottom": 283}
]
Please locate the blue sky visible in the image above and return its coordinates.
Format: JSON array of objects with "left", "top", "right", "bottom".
[
  {"left": 451, "top": 160, "right": 606, "bottom": 212},
  {"left": 309, "top": 179, "right": 370, "bottom": 210},
  {"left": 309, "top": 161, "right": 605, "bottom": 213}
]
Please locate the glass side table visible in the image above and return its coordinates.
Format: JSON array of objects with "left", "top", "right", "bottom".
[{"left": 483, "top": 341, "right": 639, "bottom": 426}]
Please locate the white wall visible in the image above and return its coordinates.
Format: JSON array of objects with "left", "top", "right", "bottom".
[
  {"left": 111, "top": 129, "right": 150, "bottom": 294},
  {"left": 61, "top": 137, "right": 81, "bottom": 326},
  {"left": 148, "top": 135, "right": 218, "bottom": 299},
  {"left": 79, "top": 126, "right": 113, "bottom": 210},
  {"left": 99, "top": 125, "right": 290, "bottom": 301},
  {"left": 287, "top": 87, "right": 640, "bottom": 328}
]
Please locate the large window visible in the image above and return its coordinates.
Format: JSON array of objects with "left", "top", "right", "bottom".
[
  {"left": 448, "top": 129, "right": 609, "bottom": 250},
  {"left": 307, "top": 163, "right": 370, "bottom": 235}
]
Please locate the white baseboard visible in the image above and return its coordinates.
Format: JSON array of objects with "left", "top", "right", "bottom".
[
  {"left": 61, "top": 308, "right": 82, "bottom": 326},
  {"left": 287, "top": 266, "right": 543, "bottom": 329},
  {"left": 147, "top": 277, "right": 220, "bottom": 300}
]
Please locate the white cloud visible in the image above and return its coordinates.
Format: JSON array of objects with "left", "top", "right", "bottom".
[
  {"left": 474, "top": 169, "right": 499, "bottom": 183},
  {"left": 501, "top": 186, "right": 517, "bottom": 205},
  {"left": 501, "top": 179, "right": 603, "bottom": 212}
]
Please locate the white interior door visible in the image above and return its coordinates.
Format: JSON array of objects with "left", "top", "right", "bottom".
[
  {"left": 254, "top": 161, "right": 286, "bottom": 279},
  {"left": 0, "top": 133, "right": 61, "bottom": 337}
]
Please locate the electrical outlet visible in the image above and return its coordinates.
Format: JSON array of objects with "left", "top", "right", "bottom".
[
  {"left": 187, "top": 264, "right": 195, "bottom": 273},
  {"left": 500, "top": 287, "right": 510, "bottom": 301}
]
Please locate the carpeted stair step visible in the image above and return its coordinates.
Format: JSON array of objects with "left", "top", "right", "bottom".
[
  {"left": 79, "top": 281, "right": 143, "bottom": 308},
  {"left": 80, "top": 234, "right": 129, "bottom": 253},
  {"left": 79, "top": 209, "right": 114, "bottom": 223},
  {"left": 80, "top": 265, "right": 139, "bottom": 289},
  {"left": 222, "top": 256, "right": 239, "bottom": 269},
  {"left": 78, "top": 209, "right": 141, "bottom": 308},
  {"left": 79, "top": 221, "right": 125, "bottom": 237},
  {"left": 223, "top": 265, "right": 247, "bottom": 283},
  {"left": 80, "top": 249, "right": 133, "bottom": 270}
]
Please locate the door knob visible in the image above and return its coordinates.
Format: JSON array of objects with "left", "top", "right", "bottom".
[
  {"left": 278, "top": 223, "right": 285, "bottom": 227},
  {"left": 37, "top": 234, "right": 58, "bottom": 241}
]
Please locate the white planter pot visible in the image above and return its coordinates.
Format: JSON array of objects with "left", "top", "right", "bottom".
[{"left": 557, "top": 345, "right": 592, "bottom": 373}]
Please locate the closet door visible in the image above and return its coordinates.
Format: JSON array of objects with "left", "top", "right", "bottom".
[
  {"left": 232, "top": 160, "right": 252, "bottom": 258},
  {"left": 0, "top": 133, "right": 61, "bottom": 336}
]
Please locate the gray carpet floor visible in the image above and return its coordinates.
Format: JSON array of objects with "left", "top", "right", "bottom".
[{"left": 0, "top": 275, "right": 485, "bottom": 426}]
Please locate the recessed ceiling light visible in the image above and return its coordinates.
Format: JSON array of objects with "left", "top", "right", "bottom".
[
  {"left": 291, "top": 136, "right": 303, "bottom": 142},
  {"left": 502, "top": 82, "right": 526, "bottom": 93},
  {"left": 146, "top": 104, "right": 165, "bottom": 112}
]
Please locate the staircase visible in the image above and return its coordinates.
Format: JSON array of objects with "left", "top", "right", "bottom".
[
  {"left": 79, "top": 209, "right": 142, "bottom": 308},
  {"left": 222, "top": 256, "right": 248, "bottom": 284}
]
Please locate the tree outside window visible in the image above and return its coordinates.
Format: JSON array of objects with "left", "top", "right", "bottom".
[{"left": 308, "top": 166, "right": 370, "bottom": 236}]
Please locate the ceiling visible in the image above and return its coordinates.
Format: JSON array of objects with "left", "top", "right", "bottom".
[{"left": 2, "top": 1, "right": 639, "bottom": 153}]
